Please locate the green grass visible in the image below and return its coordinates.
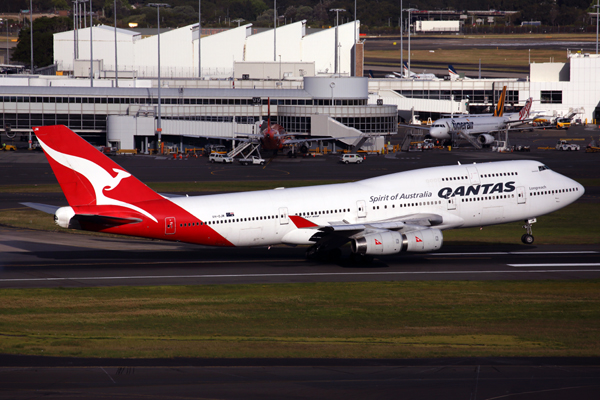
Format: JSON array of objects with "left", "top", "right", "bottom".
[
  {"left": 1, "top": 281, "right": 599, "bottom": 358},
  {"left": 365, "top": 48, "right": 567, "bottom": 71}
]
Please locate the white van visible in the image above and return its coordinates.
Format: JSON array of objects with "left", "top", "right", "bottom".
[{"left": 339, "top": 154, "right": 363, "bottom": 164}]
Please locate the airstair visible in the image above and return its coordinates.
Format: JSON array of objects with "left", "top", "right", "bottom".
[
  {"left": 228, "top": 141, "right": 254, "bottom": 158},
  {"left": 228, "top": 141, "right": 262, "bottom": 159},
  {"left": 457, "top": 131, "right": 482, "bottom": 149},
  {"left": 400, "top": 129, "right": 425, "bottom": 151}
]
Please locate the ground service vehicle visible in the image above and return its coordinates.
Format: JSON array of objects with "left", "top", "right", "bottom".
[
  {"left": 25, "top": 125, "right": 584, "bottom": 261},
  {"left": 2, "top": 143, "right": 16, "bottom": 151},
  {"left": 556, "top": 140, "right": 580, "bottom": 151},
  {"left": 556, "top": 118, "right": 571, "bottom": 129},
  {"left": 340, "top": 154, "right": 364, "bottom": 164},
  {"left": 209, "top": 153, "right": 233, "bottom": 163},
  {"left": 239, "top": 156, "right": 265, "bottom": 165}
]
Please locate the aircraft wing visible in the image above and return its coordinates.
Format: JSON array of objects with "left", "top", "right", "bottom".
[
  {"left": 282, "top": 136, "right": 367, "bottom": 145},
  {"left": 195, "top": 134, "right": 259, "bottom": 142},
  {"left": 321, "top": 213, "right": 443, "bottom": 234},
  {"left": 296, "top": 213, "right": 444, "bottom": 252}
]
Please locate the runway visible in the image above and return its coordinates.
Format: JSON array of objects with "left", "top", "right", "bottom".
[
  {"left": 1, "top": 355, "right": 600, "bottom": 400},
  {"left": 1, "top": 227, "right": 599, "bottom": 289},
  {"left": 0, "top": 126, "right": 598, "bottom": 288}
]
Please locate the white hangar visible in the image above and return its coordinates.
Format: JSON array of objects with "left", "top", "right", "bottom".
[{"left": 53, "top": 20, "right": 362, "bottom": 80}]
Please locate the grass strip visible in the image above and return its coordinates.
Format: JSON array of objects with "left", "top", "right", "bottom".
[
  {"left": 365, "top": 48, "right": 567, "bottom": 70},
  {"left": 0, "top": 280, "right": 599, "bottom": 358}
]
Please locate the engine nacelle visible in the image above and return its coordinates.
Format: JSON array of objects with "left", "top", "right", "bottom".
[
  {"left": 54, "top": 206, "right": 76, "bottom": 229},
  {"left": 351, "top": 229, "right": 443, "bottom": 255},
  {"left": 477, "top": 134, "right": 495, "bottom": 145}
]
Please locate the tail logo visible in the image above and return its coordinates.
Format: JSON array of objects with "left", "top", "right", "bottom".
[
  {"left": 519, "top": 98, "right": 533, "bottom": 120},
  {"left": 37, "top": 137, "right": 158, "bottom": 223}
]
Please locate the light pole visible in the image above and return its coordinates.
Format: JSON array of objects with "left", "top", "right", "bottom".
[
  {"left": 273, "top": 0, "right": 277, "bottom": 62},
  {"left": 278, "top": 54, "right": 281, "bottom": 81},
  {"left": 594, "top": 0, "right": 599, "bottom": 54},
  {"left": 400, "top": 0, "right": 403, "bottom": 77},
  {"left": 114, "top": 0, "right": 118, "bottom": 87},
  {"left": 89, "top": 0, "right": 93, "bottom": 87},
  {"left": 198, "top": 0, "right": 202, "bottom": 79},
  {"left": 402, "top": 7, "right": 417, "bottom": 77},
  {"left": 330, "top": 8, "right": 346, "bottom": 76},
  {"left": 353, "top": 0, "right": 356, "bottom": 76},
  {"left": 29, "top": 0, "right": 33, "bottom": 73},
  {"left": 148, "top": 3, "right": 170, "bottom": 154}
]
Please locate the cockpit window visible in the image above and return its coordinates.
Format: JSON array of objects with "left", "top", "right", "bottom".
[{"left": 538, "top": 165, "right": 550, "bottom": 172}]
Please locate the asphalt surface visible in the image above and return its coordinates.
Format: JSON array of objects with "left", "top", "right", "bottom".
[
  {"left": 0, "top": 126, "right": 598, "bottom": 288},
  {"left": 1, "top": 355, "right": 600, "bottom": 400},
  {"left": 1, "top": 126, "right": 599, "bottom": 398}
]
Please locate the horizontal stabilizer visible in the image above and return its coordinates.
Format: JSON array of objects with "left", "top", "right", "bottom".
[
  {"left": 20, "top": 202, "right": 60, "bottom": 215},
  {"left": 72, "top": 214, "right": 143, "bottom": 227}
]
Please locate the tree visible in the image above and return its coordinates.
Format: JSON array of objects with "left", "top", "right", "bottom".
[{"left": 12, "top": 16, "right": 72, "bottom": 69}]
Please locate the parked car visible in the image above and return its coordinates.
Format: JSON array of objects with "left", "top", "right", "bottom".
[
  {"left": 555, "top": 140, "right": 580, "bottom": 151},
  {"left": 339, "top": 154, "right": 364, "bottom": 164},
  {"left": 239, "top": 156, "right": 265, "bottom": 165},
  {"left": 209, "top": 153, "right": 234, "bottom": 163}
]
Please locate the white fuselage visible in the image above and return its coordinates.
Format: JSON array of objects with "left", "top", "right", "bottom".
[
  {"left": 168, "top": 160, "right": 583, "bottom": 247},
  {"left": 429, "top": 116, "right": 512, "bottom": 139}
]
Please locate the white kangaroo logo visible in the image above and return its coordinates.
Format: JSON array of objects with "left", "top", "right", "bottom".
[{"left": 37, "top": 137, "right": 158, "bottom": 223}]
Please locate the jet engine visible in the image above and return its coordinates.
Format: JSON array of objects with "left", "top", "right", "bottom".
[
  {"left": 351, "top": 229, "right": 443, "bottom": 255},
  {"left": 477, "top": 134, "right": 495, "bottom": 145},
  {"left": 54, "top": 206, "right": 75, "bottom": 229}
]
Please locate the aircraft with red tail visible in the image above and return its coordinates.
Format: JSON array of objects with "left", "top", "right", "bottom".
[{"left": 23, "top": 125, "right": 584, "bottom": 260}]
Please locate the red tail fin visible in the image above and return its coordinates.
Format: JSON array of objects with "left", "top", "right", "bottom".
[{"left": 34, "top": 125, "right": 163, "bottom": 208}]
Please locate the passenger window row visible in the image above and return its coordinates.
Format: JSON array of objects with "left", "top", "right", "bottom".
[
  {"left": 373, "top": 201, "right": 442, "bottom": 210},
  {"left": 481, "top": 172, "right": 518, "bottom": 178},
  {"left": 178, "top": 208, "right": 353, "bottom": 228},
  {"left": 461, "top": 194, "right": 514, "bottom": 202},
  {"left": 180, "top": 214, "right": 279, "bottom": 227},
  {"left": 296, "top": 208, "right": 349, "bottom": 217},
  {"left": 530, "top": 187, "right": 579, "bottom": 196}
]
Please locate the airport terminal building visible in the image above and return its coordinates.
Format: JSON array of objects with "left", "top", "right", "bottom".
[{"left": 0, "top": 76, "right": 397, "bottom": 151}]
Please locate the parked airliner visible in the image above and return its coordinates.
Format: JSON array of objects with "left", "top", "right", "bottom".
[
  {"left": 24, "top": 125, "right": 583, "bottom": 261},
  {"left": 429, "top": 96, "right": 534, "bottom": 145}
]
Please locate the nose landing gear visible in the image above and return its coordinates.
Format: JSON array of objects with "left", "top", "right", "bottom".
[{"left": 521, "top": 218, "right": 537, "bottom": 244}]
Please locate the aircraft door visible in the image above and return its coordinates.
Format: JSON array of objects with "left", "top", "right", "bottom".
[
  {"left": 517, "top": 186, "right": 526, "bottom": 204},
  {"left": 279, "top": 207, "right": 289, "bottom": 225},
  {"left": 447, "top": 196, "right": 457, "bottom": 210},
  {"left": 357, "top": 200, "right": 367, "bottom": 218},
  {"left": 165, "top": 217, "right": 176, "bottom": 235},
  {"left": 466, "top": 166, "right": 480, "bottom": 185}
]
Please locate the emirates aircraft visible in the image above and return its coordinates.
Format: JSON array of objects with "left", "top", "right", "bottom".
[{"left": 24, "top": 125, "right": 584, "bottom": 261}]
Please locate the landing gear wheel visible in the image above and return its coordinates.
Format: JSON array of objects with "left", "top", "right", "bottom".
[
  {"left": 521, "top": 234, "right": 534, "bottom": 245},
  {"left": 521, "top": 218, "right": 536, "bottom": 245}
]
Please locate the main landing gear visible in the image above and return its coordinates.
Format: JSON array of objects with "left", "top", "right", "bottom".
[{"left": 521, "top": 218, "right": 537, "bottom": 244}]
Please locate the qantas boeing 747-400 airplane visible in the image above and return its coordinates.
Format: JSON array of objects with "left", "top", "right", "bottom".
[{"left": 23, "top": 125, "right": 584, "bottom": 261}]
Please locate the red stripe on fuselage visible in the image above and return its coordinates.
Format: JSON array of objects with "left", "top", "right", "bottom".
[{"left": 289, "top": 215, "right": 319, "bottom": 228}]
